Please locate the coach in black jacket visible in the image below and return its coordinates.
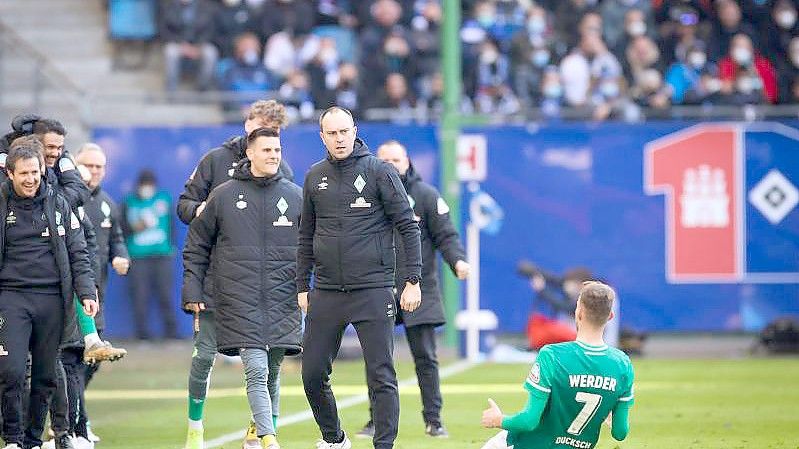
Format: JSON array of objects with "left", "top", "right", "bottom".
[
  {"left": 358, "top": 140, "right": 470, "bottom": 438},
  {"left": 296, "top": 107, "right": 422, "bottom": 449},
  {"left": 183, "top": 128, "right": 301, "bottom": 444},
  {"left": 0, "top": 145, "right": 97, "bottom": 449}
]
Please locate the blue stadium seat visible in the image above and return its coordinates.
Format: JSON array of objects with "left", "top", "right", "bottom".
[{"left": 108, "top": 0, "right": 157, "bottom": 41}]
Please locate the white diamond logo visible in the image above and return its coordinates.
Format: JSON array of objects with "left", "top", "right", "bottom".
[
  {"left": 354, "top": 174, "right": 366, "bottom": 193},
  {"left": 748, "top": 169, "right": 799, "bottom": 224},
  {"left": 276, "top": 197, "right": 288, "bottom": 215}
]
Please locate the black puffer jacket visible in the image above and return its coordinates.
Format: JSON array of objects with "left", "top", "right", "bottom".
[
  {"left": 394, "top": 164, "right": 466, "bottom": 327},
  {"left": 177, "top": 135, "right": 294, "bottom": 309},
  {"left": 0, "top": 182, "right": 96, "bottom": 346},
  {"left": 296, "top": 138, "right": 422, "bottom": 292},
  {"left": 182, "top": 160, "right": 302, "bottom": 356}
]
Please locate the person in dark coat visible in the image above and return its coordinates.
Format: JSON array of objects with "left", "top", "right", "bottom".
[
  {"left": 182, "top": 127, "right": 301, "bottom": 449},
  {"left": 176, "top": 100, "right": 295, "bottom": 449},
  {"left": 0, "top": 144, "right": 97, "bottom": 449},
  {"left": 355, "top": 140, "right": 469, "bottom": 439},
  {"left": 296, "top": 106, "right": 422, "bottom": 449}
]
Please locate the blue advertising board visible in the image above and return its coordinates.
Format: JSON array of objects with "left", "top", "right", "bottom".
[{"left": 94, "top": 121, "right": 799, "bottom": 337}]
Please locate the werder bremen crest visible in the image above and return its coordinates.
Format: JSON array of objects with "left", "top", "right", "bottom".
[
  {"left": 100, "top": 201, "right": 112, "bottom": 228},
  {"left": 351, "top": 174, "right": 371, "bottom": 208},
  {"left": 273, "top": 197, "right": 293, "bottom": 227}
]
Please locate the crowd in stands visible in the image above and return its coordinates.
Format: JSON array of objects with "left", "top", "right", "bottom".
[{"left": 116, "top": 0, "right": 799, "bottom": 120}]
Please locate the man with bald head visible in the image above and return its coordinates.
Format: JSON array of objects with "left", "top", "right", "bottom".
[
  {"left": 296, "top": 106, "right": 422, "bottom": 449},
  {"left": 354, "top": 141, "right": 469, "bottom": 439}
]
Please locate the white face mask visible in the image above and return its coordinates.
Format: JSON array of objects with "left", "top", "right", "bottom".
[
  {"left": 527, "top": 17, "right": 546, "bottom": 34},
  {"left": 732, "top": 46, "right": 752, "bottom": 65},
  {"left": 480, "top": 50, "right": 499, "bottom": 64},
  {"left": 791, "top": 51, "right": 799, "bottom": 67},
  {"left": 532, "top": 49, "right": 550, "bottom": 67},
  {"left": 626, "top": 20, "right": 646, "bottom": 37},
  {"left": 600, "top": 81, "right": 619, "bottom": 98},
  {"left": 777, "top": 10, "right": 797, "bottom": 29},
  {"left": 543, "top": 83, "right": 562, "bottom": 98},
  {"left": 688, "top": 52, "right": 706, "bottom": 69},
  {"left": 223, "top": 0, "right": 242, "bottom": 6},
  {"left": 245, "top": 0, "right": 265, "bottom": 7},
  {"left": 243, "top": 49, "right": 259, "bottom": 65},
  {"left": 138, "top": 185, "right": 156, "bottom": 200}
]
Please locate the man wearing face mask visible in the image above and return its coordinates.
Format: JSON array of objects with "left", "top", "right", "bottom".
[
  {"left": 509, "top": 5, "right": 555, "bottom": 106},
  {"left": 778, "top": 37, "right": 799, "bottom": 103},
  {"left": 613, "top": 9, "right": 650, "bottom": 65},
  {"left": 160, "top": 0, "right": 219, "bottom": 92},
  {"left": 718, "top": 33, "right": 777, "bottom": 104},
  {"left": 214, "top": 0, "right": 258, "bottom": 58},
  {"left": 217, "top": 32, "right": 273, "bottom": 112},
  {"left": 708, "top": 0, "right": 757, "bottom": 62},
  {"left": 766, "top": 0, "right": 798, "bottom": 64},
  {"left": 122, "top": 170, "right": 177, "bottom": 341},
  {"left": 599, "top": 0, "right": 653, "bottom": 51},
  {"left": 665, "top": 44, "right": 722, "bottom": 105}
]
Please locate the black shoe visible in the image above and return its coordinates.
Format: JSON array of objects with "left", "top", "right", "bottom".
[
  {"left": 425, "top": 423, "right": 449, "bottom": 438},
  {"left": 355, "top": 420, "right": 375, "bottom": 439},
  {"left": 54, "top": 432, "right": 74, "bottom": 449}
]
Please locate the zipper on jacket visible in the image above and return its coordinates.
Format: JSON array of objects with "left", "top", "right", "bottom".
[{"left": 335, "top": 162, "right": 345, "bottom": 291}]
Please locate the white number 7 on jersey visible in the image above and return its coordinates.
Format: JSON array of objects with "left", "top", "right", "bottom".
[{"left": 567, "top": 392, "right": 603, "bottom": 435}]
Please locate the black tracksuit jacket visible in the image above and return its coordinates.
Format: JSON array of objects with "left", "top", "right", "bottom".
[
  {"left": 394, "top": 164, "right": 466, "bottom": 327},
  {"left": 296, "top": 138, "right": 422, "bottom": 292},
  {"left": 182, "top": 160, "right": 302, "bottom": 356}
]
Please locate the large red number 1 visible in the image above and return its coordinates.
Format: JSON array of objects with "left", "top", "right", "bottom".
[{"left": 645, "top": 125, "right": 742, "bottom": 282}]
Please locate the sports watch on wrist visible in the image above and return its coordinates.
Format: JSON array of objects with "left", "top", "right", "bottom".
[{"left": 405, "top": 275, "right": 421, "bottom": 285}]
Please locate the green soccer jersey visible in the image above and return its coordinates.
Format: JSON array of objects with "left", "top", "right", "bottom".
[{"left": 506, "top": 340, "right": 635, "bottom": 449}]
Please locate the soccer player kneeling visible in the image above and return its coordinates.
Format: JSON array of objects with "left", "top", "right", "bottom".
[{"left": 480, "top": 281, "right": 634, "bottom": 449}]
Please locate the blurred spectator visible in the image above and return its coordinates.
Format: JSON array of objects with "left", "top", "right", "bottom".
[
  {"left": 779, "top": 37, "right": 799, "bottom": 103},
  {"left": 307, "top": 38, "right": 342, "bottom": 105},
  {"left": 214, "top": 0, "right": 259, "bottom": 58},
  {"left": 658, "top": 6, "right": 705, "bottom": 67},
  {"left": 539, "top": 67, "right": 566, "bottom": 119},
  {"left": 315, "top": 0, "right": 358, "bottom": 28},
  {"left": 718, "top": 33, "right": 777, "bottom": 104},
  {"left": 474, "top": 39, "right": 520, "bottom": 114},
  {"left": 623, "top": 36, "right": 664, "bottom": 88},
  {"left": 510, "top": 5, "right": 555, "bottom": 107},
  {"left": 630, "top": 68, "right": 671, "bottom": 115},
  {"left": 256, "top": 0, "right": 315, "bottom": 41},
  {"left": 553, "top": 0, "right": 596, "bottom": 49},
  {"left": 655, "top": 0, "right": 712, "bottom": 41},
  {"left": 332, "top": 62, "right": 362, "bottom": 114},
  {"left": 665, "top": 45, "right": 722, "bottom": 104},
  {"left": 217, "top": 32, "right": 273, "bottom": 110},
  {"left": 560, "top": 33, "right": 623, "bottom": 109},
  {"left": 708, "top": 0, "right": 757, "bottom": 62},
  {"left": 766, "top": 0, "right": 799, "bottom": 64},
  {"left": 278, "top": 70, "right": 315, "bottom": 120},
  {"left": 160, "top": 0, "right": 219, "bottom": 91},
  {"left": 369, "top": 72, "right": 416, "bottom": 112},
  {"left": 578, "top": 11, "right": 604, "bottom": 41},
  {"left": 361, "top": 0, "right": 405, "bottom": 57},
  {"left": 600, "top": 0, "right": 653, "bottom": 51},
  {"left": 614, "top": 9, "right": 653, "bottom": 62},
  {"left": 264, "top": 31, "right": 319, "bottom": 80},
  {"left": 409, "top": 0, "right": 443, "bottom": 79},
  {"left": 122, "top": 170, "right": 177, "bottom": 340},
  {"left": 364, "top": 28, "right": 417, "bottom": 96}
]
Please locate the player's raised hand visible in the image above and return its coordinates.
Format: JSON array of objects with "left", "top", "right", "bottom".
[{"left": 481, "top": 398, "right": 504, "bottom": 428}]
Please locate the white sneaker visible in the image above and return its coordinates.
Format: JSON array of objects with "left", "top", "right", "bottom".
[
  {"left": 72, "top": 436, "right": 94, "bottom": 449},
  {"left": 314, "top": 433, "right": 352, "bottom": 449},
  {"left": 86, "top": 427, "right": 100, "bottom": 443},
  {"left": 41, "top": 440, "right": 56, "bottom": 449}
]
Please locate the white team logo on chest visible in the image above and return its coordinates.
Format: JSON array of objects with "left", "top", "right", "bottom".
[
  {"left": 236, "top": 193, "right": 247, "bottom": 210},
  {"left": 228, "top": 162, "right": 238, "bottom": 177},
  {"left": 6, "top": 211, "right": 15, "bottom": 226},
  {"left": 318, "top": 176, "right": 328, "bottom": 190},
  {"left": 408, "top": 195, "right": 420, "bottom": 222},
  {"left": 273, "top": 197, "right": 293, "bottom": 227},
  {"left": 100, "top": 201, "right": 112, "bottom": 228},
  {"left": 351, "top": 174, "right": 371, "bottom": 208}
]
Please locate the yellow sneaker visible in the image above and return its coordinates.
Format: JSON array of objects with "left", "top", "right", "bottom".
[
  {"left": 242, "top": 420, "right": 260, "bottom": 449},
  {"left": 83, "top": 340, "right": 127, "bottom": 364},
  {"left": 184, "top": 427, "right": 203, "bottom": 449},
  {"left": 260, "top": 434, "right": 280, "bottom": 449}
]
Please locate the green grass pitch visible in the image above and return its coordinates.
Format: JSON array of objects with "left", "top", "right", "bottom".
[{"left": 75, "top": 346, "right": 799, "bottom": 449}]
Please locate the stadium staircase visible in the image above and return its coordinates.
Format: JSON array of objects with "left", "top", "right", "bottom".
[{"left": 0, "top": 0, "right": 223, "bottom": 146}]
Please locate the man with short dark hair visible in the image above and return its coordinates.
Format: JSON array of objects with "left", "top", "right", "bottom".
[
  {"left": 177, "top": 100, "right": 295, "bottom": 449},
  {"left": 297, "top": 106, "right": 422, "bottom": 449},
  {"left": 480, "top": 281, "right": 634, "bottom": 449},
  {"left": 183, "top": 127, "right": 302, "bottom": 449},
  {"left": 0, "top": 145, "right": 97, "bottom": 449}
]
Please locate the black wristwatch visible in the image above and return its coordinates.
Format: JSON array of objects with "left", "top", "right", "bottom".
[{"left": 405, "top": 275, "right": 421, "bottom": 285}]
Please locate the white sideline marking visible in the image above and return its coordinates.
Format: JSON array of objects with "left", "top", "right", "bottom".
[{"left": 203, "top": 359, "right": 478, "bottom": 449}]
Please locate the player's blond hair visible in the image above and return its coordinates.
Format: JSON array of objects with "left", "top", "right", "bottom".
[
  {"left": 578, "top": 281, "right": 616, "bottom": 326},
  {"left": 247, "top": 100, "right": 288, "bottom": 129}
]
